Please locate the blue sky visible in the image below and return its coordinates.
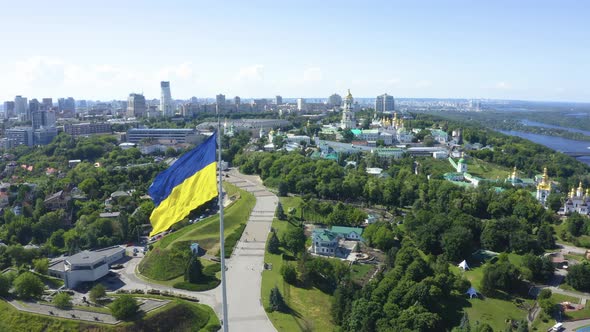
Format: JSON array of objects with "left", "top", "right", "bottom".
[{"left": 0, "top": 0, "right": 588, "bottom": 102}]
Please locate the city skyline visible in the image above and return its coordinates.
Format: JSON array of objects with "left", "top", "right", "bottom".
[{"left": 0, "top": 0, "right": 589, "bottom": 102}]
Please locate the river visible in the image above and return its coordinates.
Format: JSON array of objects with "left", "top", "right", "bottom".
[
  {"left": 499, "top": 130, "right": 590, "bottom": 166},
  {"left": 520, "top": 119, "right": 590, "bottom": 136}
]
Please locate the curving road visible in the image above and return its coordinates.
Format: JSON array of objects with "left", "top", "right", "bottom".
[{"left": 119, "top": 169, "right": 277, "bottom": 332}]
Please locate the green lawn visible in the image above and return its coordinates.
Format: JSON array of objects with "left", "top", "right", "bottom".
[
  {"left": 135, "top": 259, "right": 221, "bottom": 290},
  {"left": 464, "top": 297, "right": 527, "bottom": 331},
  {"left": 261, "top": 202, "right": 337, "bottom": 332},
  {"left": 565, "top": 305, "right": 590, "bottom": 320},
  {"left": 279, "top": 196, "right": 302, "bottom": 215},
  {"left": 466, "top": 157, "right": 512, "bottom": 180},
  {"left": 139, "top": 183, "right": 255, "bottom": 281},
  {"left": 552, "top": 293, "right": 579, "bottom": 304},
  {"left": 350, "top": 263, "right": 375, "bottom": 284},
  {"left": 0, "top": 298, "right": 219, "bottom": 332},
  {"left": 461, "top": 260, "right": 531, "bottom": 331}
]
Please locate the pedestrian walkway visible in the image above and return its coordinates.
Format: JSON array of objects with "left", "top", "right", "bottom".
[{"left": 6, "top": 297, "right": 169, "bottom": 325}]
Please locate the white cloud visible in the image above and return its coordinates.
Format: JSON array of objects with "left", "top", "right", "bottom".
[
  {"left": 415, "top": 80, "right": 432, "bottom": 88},
  {"left": 303, "top": 67, "right": 323, "bottom": 82},
  {"left": 157, "top": 62, "right": 195, "bottom": 81},
  {"left": 385, "top": 78, "right": 401, "bottom": 86},
  {"left": 235, "top": 64, "right": 264, "bottom": 81},
  {"left": 495, "top": 81, "right": 511, "bottom": 89}
]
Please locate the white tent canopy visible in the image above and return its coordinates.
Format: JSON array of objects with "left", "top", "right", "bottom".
[
  {"left": 466, "top": 287, "right": 478, "bottom": 298},
  {"left": 458, "top": 260, "right": 469, "bottom": 270}
]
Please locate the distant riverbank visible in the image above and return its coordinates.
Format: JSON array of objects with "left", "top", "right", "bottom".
[{"left": 499, "top": 130, "right": 590, "bottom": 166}]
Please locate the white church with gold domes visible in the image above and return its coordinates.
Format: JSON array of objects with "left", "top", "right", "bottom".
[{"left": 559, "top": 181, "right": 590, "bottom": 215}]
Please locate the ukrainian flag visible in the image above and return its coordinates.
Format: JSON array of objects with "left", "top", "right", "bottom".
[{"left": 148, "top": 132, "right": 218, "bottom": 237}]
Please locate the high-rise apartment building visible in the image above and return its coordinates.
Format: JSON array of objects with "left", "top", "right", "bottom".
[
  {"left": 14, "top": 96, "right": 28, "bottom": 117},
  {"left": 297, "top": 98, "right": 306, "bottom": 111},
  {"left": 29, "top": 99, "right": 40, "bottom": 113},
  {"left": 275, "top": 95, "right": 283, "bottom": 105},
  {"left": 215, "top": 93, "right": 225, "bottom": 107},
  {"left": 160, "top": 81, "right": 174, "bottom": 116},
  {"left": 41, "top": 98, "right": 53, "bottom": 110},
  {"left": 127, "top": 93, "right": 147, "bottom": 118},
  {"left": 375, "top": 93, "right": 395, "bottom": 113},
  {"left": 3, "top": 101, "right": 15, "bottom": 119},
  {"left": 58, "top": 97, "right": 76, "bottom": 113},
  {"left": 32, "top": 110, "right": 56, "bottom": 129}
]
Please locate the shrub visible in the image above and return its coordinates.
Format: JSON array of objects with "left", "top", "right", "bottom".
[
  {"left": 33, "top": 258, "right": 49, "bottom": 275},
  {"left": 110, "top": 295, "right": 139, "bottom": 320},
  {"left": 173, "top": 280, "right": 220, "bottom": 291},
  {"left": 267, "top": 231, "right": 280, "bottom": 254},
  {"left": 185, "top": 255, "right": 204, "bottom": 283},
  {"left": 281, "top": 263, "right": 297, "bottom": 285},
  {"left": 53, "top": 292, "right": 72, "bottom": 309},
  {"left": 0, "top": 275, "right": 11, "bottom": 296},
  {"left": 89, "top": 284, "right": 106, "bottom": 303},
  {"left": 269, "top": 286, "right": 286, "bottom": 312},
  {"left": 538, "top": 288, "right": 552, "bottom": 300}
]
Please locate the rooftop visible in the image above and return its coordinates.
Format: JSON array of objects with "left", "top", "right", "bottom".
[
  {"left": 330, "top": 226, "right": 364, "bottom": 236},
  {"left": 312, "top": 229, "right": 338, "bottom": 242},
  {"left": 64, "top": 246, "right": 124, "bottom": 266}
]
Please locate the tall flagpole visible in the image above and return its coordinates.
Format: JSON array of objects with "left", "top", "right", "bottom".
[{"left": 217, "top": 105, "right": 229, "bottom": 332}]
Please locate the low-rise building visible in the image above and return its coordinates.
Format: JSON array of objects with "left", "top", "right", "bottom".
[
  {"left": 330, "top": 226, "right": 363, "bottom": 241},
  {"left": 311, "top": 229, "right": 339, "bottom": 256},
  {"left": 44, "top": 190, "right": 71, "bottom": 211},
  {"left": 48, "top": 246, "right": 126, "bottom": 289}
]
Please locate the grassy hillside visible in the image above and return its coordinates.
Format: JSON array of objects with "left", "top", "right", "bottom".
[
  {"left": 139, "top": 183, "right": 255, "bottom": 281},
  {"left": 0, "top": 298, "right": 219, "bottom": 332}
]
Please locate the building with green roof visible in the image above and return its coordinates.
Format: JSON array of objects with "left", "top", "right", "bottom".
[
  {"left": 311, "top": 229, "right": 339, "bottom": 256},
  {"left": 330, "top": 226, "right": 363, "bottom": 240}
]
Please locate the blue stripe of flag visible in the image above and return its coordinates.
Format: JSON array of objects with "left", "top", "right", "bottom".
[{"left": 148, "top": 131, "right": 217, "bottom": 207}]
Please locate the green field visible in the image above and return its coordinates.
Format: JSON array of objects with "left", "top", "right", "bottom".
[
  {"left": 461, "top": 258, "right": 531, "bottom": 331},
  {"left": 466, "top": 157, "right": 512, "bottom": 180},
  {"left": 350, "top": 263, "right": 375, "bottom": 283},
  {"left": 139, "top": 183, "right": 255, "bottom": 281},
  {"left": 0, "top": 298, "right": 219, "bottom": 332},
  {"left": 261, "top": 200, "right": 336, "bottom": 332},
  {"left": 463, "top": 297, "right": 527, "bottom": 331}
]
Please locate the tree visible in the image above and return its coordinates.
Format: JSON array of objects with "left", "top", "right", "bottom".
[
  {"left": 33, "top": 258, "right": 49, "bottom": 275},
  {"left": 282, "top": 226, "right": 306, "bottom": 256},
  {"left": 539, "top": 297, "right": 556, "bottom": 315},
  {"left": 341, "top": 129, "right": 354, "bottom": 143},
  {"left": 567, "top": 213, "right": 587, "bottom": 237},
  {"left": 278, "top": 182, "right": 288, "bottom": 197},
  {"left": 89, "top": 284, "right": 106, "bottom": 303},
  {"left": 269, "top": 286, "right": 286, "bottom": 312},
  {"left": 53, "top": 292, "right": 72, "bottom": 309},
  {"left": 267, "top": 231, "right": 280, "bottom": 254},
  {"left": 281, "top": 263, "right": 297, "bottom": 285},
  {"left": 522, "top": 254, "right": 554, "bottom": 282},
  {"left": 110, "top": 295, "right": 139, "bottom": 320},
  {"left": 480, "top": 259, "right": 521, "bottom": 295},
  {"left": 566, "top": 262, "right": 590, "bottom": 291},
  {"left": 13, "top": 272, "right": 44, "bottom": 299},
  {"left": 442, "top": 226, "right": 474, "bottom": 262},
  {"left": 538, "top": 288, "right": 552, "bottom": 299},
  {"left": 184, "top": 254, "right": 204, "bottom": 283},
  {"left": 276, "top": 202, "right": 286, "bottom": 220},
  {"left": 0, "top": 275, "right": 11, "bottom": 296}
]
